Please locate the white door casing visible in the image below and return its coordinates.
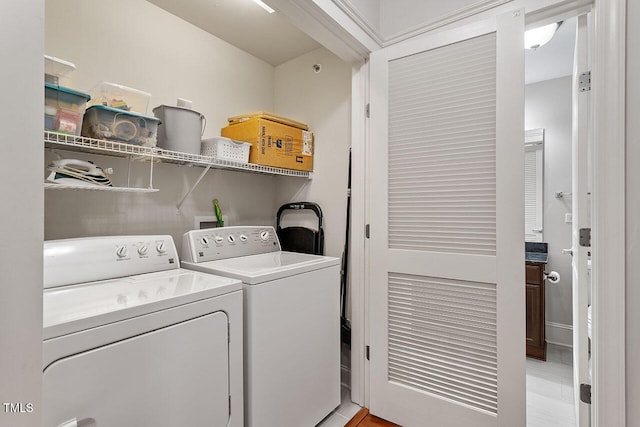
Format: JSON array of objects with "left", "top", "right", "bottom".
[
  {"left": 571, "top": 12, "right": 591, "bottom": 427},
  {"left": 368, "top": 10, "right": 525, "bottom": 427}
]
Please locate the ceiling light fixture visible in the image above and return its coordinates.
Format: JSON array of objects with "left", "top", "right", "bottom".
[
  {"left": 524, "top": 22, "right": 561, "bottom": 50},
  {"left": 252, "top": 0, "right": 275, "bottom": 13}
]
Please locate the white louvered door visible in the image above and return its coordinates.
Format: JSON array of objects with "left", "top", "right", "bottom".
[{"left": 368, "top": 10, "right": 525, "bottom": 427}]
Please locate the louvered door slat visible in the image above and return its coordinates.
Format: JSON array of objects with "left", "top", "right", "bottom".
[
  {"left": 388, "top": 33, "right": 497, "bottom": 256},
  {"left": 388, "top": 272, "right": 498, "bottom": 413}
]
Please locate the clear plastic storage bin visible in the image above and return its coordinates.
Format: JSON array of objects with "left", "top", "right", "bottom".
[
  {"left": 44, "top": 55, "right": 76, "bottom": 86},
  {"left": 88, "top": 82, "right": 151, "bottom": 115},
  {"left": 82, "top": 105, "right": 161, "bottom": 147},
  {"left": 44, "top": 83, "right": 91, "bottom": 136}
]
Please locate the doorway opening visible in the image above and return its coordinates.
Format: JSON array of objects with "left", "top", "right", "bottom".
[{"left": 524, "top": 13, "right": 591, "bottom": 427}]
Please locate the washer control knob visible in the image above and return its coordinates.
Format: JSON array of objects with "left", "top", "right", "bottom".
[
  {"left": 200, "top": 237, "right": 210, "bottom": 247},
  {"left": 239, "top": 234, "right": 248, "bottom": 242},
  {"left": 116, "top": 246, "right": 128, "bottom": 258},
  {"left": 228, "top": 234, "right": 236, "bottom": 243},
  {"left": 214, "top": 235, "right": 224, "bottom": 244},
  {"left": 156, "top": 241, "right": 167, "bottom": 254},
  {"left": 137, "top": 245, "right": 149, "bottom": 256},
  {"left": 260, "top": 230, "right": 270, "bottom": 241}
]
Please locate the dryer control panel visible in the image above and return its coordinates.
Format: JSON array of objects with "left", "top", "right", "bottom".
[
  {"left": 182, "top": 226, "right": 281, "bottom": 263},
  {"left": 44, "top": 235, "right": 179, "bottom": 289}
]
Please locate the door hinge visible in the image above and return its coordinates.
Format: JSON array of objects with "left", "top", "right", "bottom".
[
  {"left": 229, "top": 395, "right": 232, "bottom": 415},
  {"left": 580, "top": 383, "right": 592, "bottom": 404},
  {"left": 366, "top": 345, "right": 370, "bottom": 360},
  {"left": 579, "top": 228, "right": 591, "bottom": 247},
  {"left": 365, "top": 224, "right": 370, "bottom": 239},
  {"left": 579, "top": 71, "right": 591, "bottom": 92},
  {"left": 366, "top": 103, "right": 370, "bottom": 118}
]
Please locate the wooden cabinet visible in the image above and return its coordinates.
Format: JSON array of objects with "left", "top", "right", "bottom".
[{"left": 526, "top": 262, "right": 546, "bottom": 360}]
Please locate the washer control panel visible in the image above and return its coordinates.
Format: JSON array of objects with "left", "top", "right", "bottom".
[
  {"left": 182, "top": 226, "right": 281, "bottom": 263},
  {"left": 44, "top": 235, "right": 179, "bottom": 289}
]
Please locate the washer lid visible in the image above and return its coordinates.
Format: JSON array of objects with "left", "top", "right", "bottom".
[
  {"left": 43, "top": 268, "right": 241, "bottom": 340},
  {"left": 181, "top": 251, "right": 340, "bottom": 285}
]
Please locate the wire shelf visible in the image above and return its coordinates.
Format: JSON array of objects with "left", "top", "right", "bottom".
[
  {"left": 44, "top": 183, "right": 159, "bottom": 193},
  {"left": 44, "top": 131, "right": 155, "bottom": 158},
  {"left": 44, "top": 131, "right": 311, "bottom": 178}
]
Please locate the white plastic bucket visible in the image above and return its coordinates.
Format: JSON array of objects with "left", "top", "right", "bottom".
[{"left": 153, "top": 105, "right": 206, "bottom": 155}]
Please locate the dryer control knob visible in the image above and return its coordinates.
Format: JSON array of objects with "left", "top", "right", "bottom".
[
  {"left": 137, "top": 245, "right": 149, "bottom": 256},
  {"left": 240, "top": 234, "right": 248, "bottom": 242},
  {"left": 227, "top": 235, "right": 236, "bottom": 243},
  {"left": 260, "top": 230, "right": 270, "bottom": 241},
  {"left": 214, "top": 235, "right": 224, "bottom": 244},
  {"left": 156, "top": 241, "right": 167, "bottom": 254},
  {"left": 116, "top": 246, "right": 128, "bottom": 258},
  {"left": 200, "top": 237, "right": 210, "bottom": 247}
]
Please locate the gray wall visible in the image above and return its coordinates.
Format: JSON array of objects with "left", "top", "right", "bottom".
[
  {"left": 0, "top": 1, "right": 43, "bottom": 425},
  {"left": 525, "top": 76, "right": 574, "bottom": 333},
  {"left": 626, "top": 0, "right": 640, "bottom": 421},
  {"left": 44, "top": 0, "right": 278, "bottom": 251},
  {"left": 44, "top": 1, "right": 351, "bottom": 259},
  {"left": 273, "top": 47, "right": 352, "bottom": 258}
]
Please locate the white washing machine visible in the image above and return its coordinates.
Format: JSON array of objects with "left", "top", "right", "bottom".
[
  {"left": 43, "top": 235, "right": 243, "bottom": 427},
  {"left": 181, "top": 226, "right": 341, "bottom": 427}
]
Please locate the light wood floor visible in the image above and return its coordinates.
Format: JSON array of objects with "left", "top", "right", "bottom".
[{"left": 345, "top": 408, "right": 400, "bottom": 427}]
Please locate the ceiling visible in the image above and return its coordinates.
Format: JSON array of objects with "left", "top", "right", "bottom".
[
  {"left": 525, "top": 17, "right": 577, "bottom": 85},
  {"left": 146, "top": 0, "right": 321, "bottom": 66},
  {"left": 147, "top": 0, "right": 576, "bottom": 83}
]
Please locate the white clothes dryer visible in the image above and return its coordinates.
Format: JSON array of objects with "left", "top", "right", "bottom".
[
  {"left": 182, "top": 226, "right": 341, "bottom": 427},
  {"left": 43, "top": 235, "right": 243, "bottom": 427}
]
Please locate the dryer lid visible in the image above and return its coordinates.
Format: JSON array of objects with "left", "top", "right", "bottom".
[
  {"left": 43, "top": 268, "right": 241, "bottom": 340},
  {"left": 182, "top": 251, "right": 340, "bottom": 285}
]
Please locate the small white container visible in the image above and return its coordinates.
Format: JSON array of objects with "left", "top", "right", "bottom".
[
  {"left": 88, "top": 82, "right": 151, "bottom": 115},
  {"left": 201, "top": 137, "right": 251, "bottom": 163}
]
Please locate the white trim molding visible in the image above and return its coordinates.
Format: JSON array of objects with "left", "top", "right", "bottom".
[
  {"left": 331, "top": 0, "right": 512, "bottom": 46},
  {"left": 591, "top": 0, "right": 626, "bottom": 426},
  {"left": 266, "top": 0, "right": 377, "bottom": 63},
  {"left": 546, "top": 321, "right": 573, "bottom": 348},
  {"left": 349, "top": 59, "right": 369, "bottom": 407},
  {"left": 382, "top": 0, "right": 512, "bottom": 45}
]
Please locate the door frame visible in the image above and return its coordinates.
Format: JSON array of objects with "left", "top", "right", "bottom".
[
  {"left": 571, "top": 11, "right": 591, "bottom": 427},
  {"left": 272, "top": 0, "right": 626, "bottom": 423},
  {"left": 589, "top": 0, "right": 626, "bottom": 425}
]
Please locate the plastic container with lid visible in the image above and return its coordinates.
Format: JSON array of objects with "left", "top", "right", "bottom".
[
  {"left": 153, "top": 105, "right": 206, "bottom": 155},
  {"left": 81, "top": 105, "right": 161, "bottom": 147},
  {"left": 88, "top": 82, "right": 151, "bottom": 115},
  {"left": 44, "top": 83, "right": 91, "bottom": 136},
  {"left": 44, "top": 55, "right": 76, "bottom": 86}
]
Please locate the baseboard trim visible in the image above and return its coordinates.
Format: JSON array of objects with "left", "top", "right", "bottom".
[{"left": 546, "top": 321, "right": 573, "bottom": 348}]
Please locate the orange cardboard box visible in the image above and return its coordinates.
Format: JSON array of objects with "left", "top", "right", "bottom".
[{"left": 221, "top": 116, "right": 313, "bottom": 172}]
